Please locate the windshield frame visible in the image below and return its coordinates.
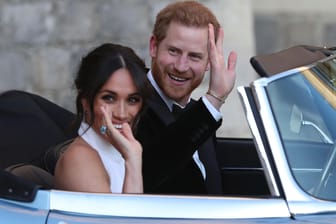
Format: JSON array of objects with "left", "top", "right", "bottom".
[{"left": 249, "top": 54, "right": 336, "bottom": 210}]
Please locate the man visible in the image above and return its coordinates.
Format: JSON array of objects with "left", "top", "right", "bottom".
[{"left": 136, "top": 0, "right": 237, "bottom": 195}]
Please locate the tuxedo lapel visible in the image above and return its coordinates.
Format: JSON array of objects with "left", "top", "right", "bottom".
[
  {"left": 198, "top": 137, "right": 223, "bottom": 194},
  {"left": 140, "top": 81, "right": 222, "bottom": 195},
  {"left": 147, "top": 84, "right": 174, "bottom": 125},
  {"left": 149, "top": 92, "right": 223, "bottom": 194}
]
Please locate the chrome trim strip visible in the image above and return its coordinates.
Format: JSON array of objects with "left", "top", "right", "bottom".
[
  {"left": 237, "top": 87, "right": 280, "bottom": 196},
  {"left": 49, "top": 190, "right": 290, "bottom": 219},
  {"left": 292, "top": 168, "right": 322, "bottom": 173}
]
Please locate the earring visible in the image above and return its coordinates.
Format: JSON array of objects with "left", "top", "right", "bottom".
[{"left": 100, "top": 125, "right": 107, "bottom": 135}]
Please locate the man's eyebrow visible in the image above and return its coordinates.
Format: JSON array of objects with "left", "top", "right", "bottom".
[{"left": 190, "top": 52, "right": 203, "bottom": 56}]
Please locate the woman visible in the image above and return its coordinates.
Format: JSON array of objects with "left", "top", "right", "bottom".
[{"left": 54, "top": 43, "right": 148, "bottom": 193}]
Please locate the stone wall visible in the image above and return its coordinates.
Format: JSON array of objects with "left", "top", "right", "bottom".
[
  {"left": 0, "top": 0, "right": 255, "bottom": 137},
  {"left": 253, "top": 0, "right": 336, "bottom": 55},
  {"left": 1, "top": 0, "right": 335, "bottom": 137},
  {"left": 0, "top": 0, "right": 156, "bottom": 111}
]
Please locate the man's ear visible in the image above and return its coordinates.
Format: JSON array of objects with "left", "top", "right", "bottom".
[
  {"left": 149, "top": 35, "right": 158, "bottom": 58},
  {"left": 206, "top": 62, "right": 210, "bottom": 71}
]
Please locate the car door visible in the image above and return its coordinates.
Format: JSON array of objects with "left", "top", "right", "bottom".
[{"left": 46, "top": 189, "right": 293, "bottom": 224}]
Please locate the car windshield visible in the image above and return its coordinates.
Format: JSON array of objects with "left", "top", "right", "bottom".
[{"left": 266, "top": 56, "right": 336, "bottom": 201}]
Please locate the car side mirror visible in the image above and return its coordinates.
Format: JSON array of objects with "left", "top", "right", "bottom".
[
  {"left": 290, "top": 104, "right": 302, "bottom": 134},
  {"left": 290, "top": 104, "right": 333, "bottom": 144}
]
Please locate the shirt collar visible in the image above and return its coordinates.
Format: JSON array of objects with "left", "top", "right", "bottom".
[{"left": 147, "top": 70, "right": 190, "bottom": 111}]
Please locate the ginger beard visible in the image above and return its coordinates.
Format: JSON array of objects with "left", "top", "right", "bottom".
[{"left": 151, "top": 57, "right": 205, "bottom": 106}]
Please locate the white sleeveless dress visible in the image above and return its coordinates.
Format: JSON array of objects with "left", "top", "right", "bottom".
[{"left": 79, "top": 122, "right": 125, "bottom": 193}]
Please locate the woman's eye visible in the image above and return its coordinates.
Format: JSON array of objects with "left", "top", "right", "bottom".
[
  {"left": 101, "top": 95, "right": 115, "bottom": 103},
  {"left": 128, "top": 96, "right": 142, "bottom": 104}
]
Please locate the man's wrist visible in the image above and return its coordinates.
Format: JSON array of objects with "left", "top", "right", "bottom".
[
  {"left": 206, "top": 89, "right": 227, "bottom": 104},
  {"left": 201, "top": 96, "right": 222, "bottom": 121}
]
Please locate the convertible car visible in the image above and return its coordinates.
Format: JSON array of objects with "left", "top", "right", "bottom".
[{"left": 1, "top": 45, "right": 336, "bottom": 223}]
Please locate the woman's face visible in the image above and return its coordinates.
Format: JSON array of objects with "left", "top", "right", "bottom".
[{"left": 87, "top": 68, "right": 143, "bottom": 135}]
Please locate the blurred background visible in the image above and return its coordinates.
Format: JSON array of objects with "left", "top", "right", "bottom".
[{"left": 1, "top": 0, "right": 335, "bottom": 137}]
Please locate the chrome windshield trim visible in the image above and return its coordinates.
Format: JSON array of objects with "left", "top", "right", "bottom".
[
  {"left": 256, "top": 67, "right": 308, "bottom": 85},
  {"left": 250, "top": 61, "right": 336, "bottom": 215},
  {"left": 251, "top": 78, "right": 310, "bottom": 201},
  {"left": 49, "top": 190, "right": 290, "bottom": 219},
  {"left": 237, "top": 86, "right": 280, "bottom": 196}
]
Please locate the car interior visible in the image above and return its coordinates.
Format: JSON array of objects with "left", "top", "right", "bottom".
[{"left": 0, "top": 89, "right": 271, "bottom": 198}]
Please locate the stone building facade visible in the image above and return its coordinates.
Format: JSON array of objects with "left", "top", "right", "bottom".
[{"left": 0, "top": 0, "right": 335, "bottom": 137}]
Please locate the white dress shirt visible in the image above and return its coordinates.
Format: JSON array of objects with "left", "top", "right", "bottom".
[{"left": 147, "top": 70, "right": 222, "bottom": 179}]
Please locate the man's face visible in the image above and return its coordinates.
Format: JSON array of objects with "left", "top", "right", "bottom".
[{"left": 150, "top": 22, "right": 209, "bottom": 106}]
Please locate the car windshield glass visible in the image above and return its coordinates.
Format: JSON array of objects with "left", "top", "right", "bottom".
[{"left": 266, "top": 56, "right": 336, "bottom": 201}]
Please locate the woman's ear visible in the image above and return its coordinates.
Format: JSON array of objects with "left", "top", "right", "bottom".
[
  {"left": 81, "top": 98, "right": 90, "bottom": 122},
  {"left": 81, "top": 98, "right": 88, "bottom": 111}
]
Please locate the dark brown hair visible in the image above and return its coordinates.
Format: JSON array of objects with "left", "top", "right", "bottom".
[{"left": 74, "top": 43, "right": 149, "bottom": 132}]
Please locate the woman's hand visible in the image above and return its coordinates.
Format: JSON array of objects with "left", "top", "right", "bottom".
[
  {"left": 101, "top": 106, "right": 143, "bottom": 193},
  {"left": 100, "top": 106, "right": 142, "bottom": 161}
]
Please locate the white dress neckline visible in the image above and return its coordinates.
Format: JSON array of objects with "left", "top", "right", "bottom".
[{"left": 78, "top": 122, "right": 125, "bottom": 193}]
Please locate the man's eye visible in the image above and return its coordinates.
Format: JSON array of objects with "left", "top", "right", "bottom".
[
  {"left": 168, "top": 48, "right": 178, "bottom": 55},
  {"left": 190, "top": 54, "right": 202, "bottom": 62}
]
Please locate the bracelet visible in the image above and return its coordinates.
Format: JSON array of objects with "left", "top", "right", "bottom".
[{"left": 206, "top": 90, "right": 226, "bottom": 104}]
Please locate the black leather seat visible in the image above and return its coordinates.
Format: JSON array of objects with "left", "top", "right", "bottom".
[{"left": 0, "top": 90, "right": 77, "bottom": 188}]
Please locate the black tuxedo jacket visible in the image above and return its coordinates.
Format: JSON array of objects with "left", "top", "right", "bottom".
[{"left": 136, "top": 85, "right": 223, "bottom": 195}]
